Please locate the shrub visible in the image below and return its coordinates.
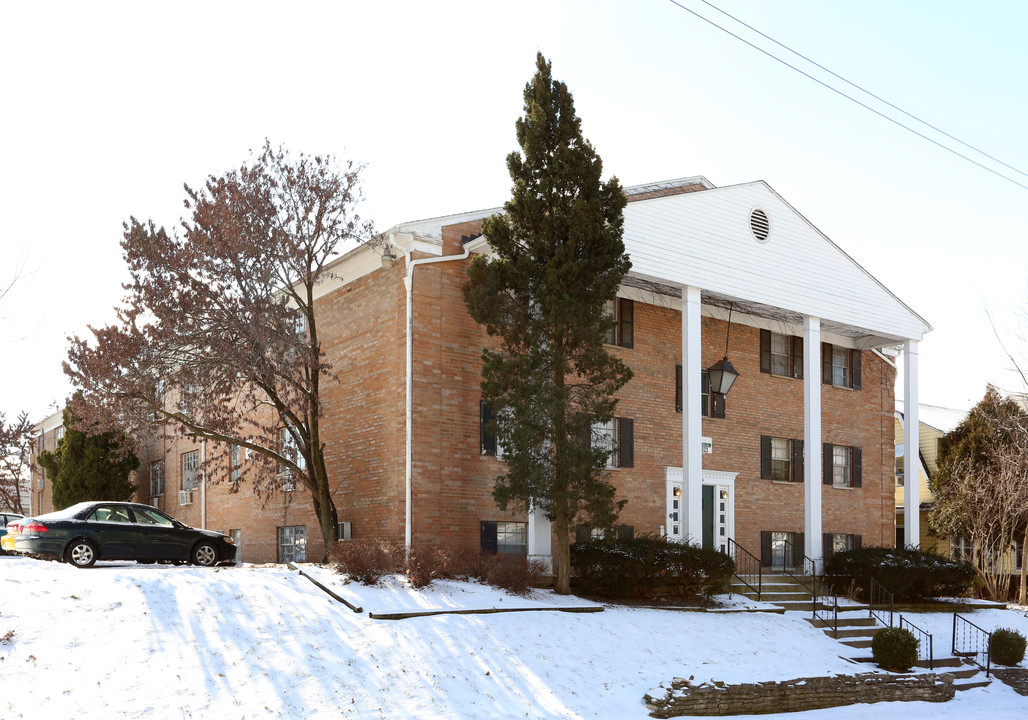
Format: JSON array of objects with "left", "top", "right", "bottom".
[
  {"left": 328, "top": 539, "right": 400, "bottom": 586},
  {"left": 872, "top": 627, "right": 919, "bottom": 672},
  {"left": 570, "top": 534, "right": 734, "bottom": 600},
  {"left": 824, "top": 546, "right": 974, "bottom": 600},
  {"left": 483, "top": 554, "right": 546, "bottom": 596},
  {"left": 991, "top": 628, "right": 1027, "bottom": 666}
]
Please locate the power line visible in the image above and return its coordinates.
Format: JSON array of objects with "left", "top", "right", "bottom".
[
  {"left": 666, "top": 0, "right": 1028, "bottom": 191},
  {"left": 697, "top": 0, "right": 1028, "bottom": 182}
]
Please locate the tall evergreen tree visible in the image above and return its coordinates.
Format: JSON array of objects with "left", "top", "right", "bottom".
[
  {"left": 464, "top": 53, "right": 632, "bottom": 595},
  {"left": 37, "top": 405, "right": 139, "bottom": 510}
]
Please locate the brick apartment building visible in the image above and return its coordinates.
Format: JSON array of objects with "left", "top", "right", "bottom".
[{"left": 29, "top": 176, "right": 931, "bottom": 568}]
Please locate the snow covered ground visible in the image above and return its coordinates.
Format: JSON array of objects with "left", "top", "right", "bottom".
[{"left": 1, "top": 555, "right": 1026, "bottom": 719}]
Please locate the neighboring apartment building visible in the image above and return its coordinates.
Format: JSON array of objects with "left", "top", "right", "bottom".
[
  {"left": 29, "top": 176, "right": 931, "bottom": 567},
  {"left": 894, "top": 403, "right": 967, "bottom": 556}
]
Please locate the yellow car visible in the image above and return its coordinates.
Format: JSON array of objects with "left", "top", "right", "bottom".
[{"left": 1, "top": 513, "right": 24, "bottom": 553}]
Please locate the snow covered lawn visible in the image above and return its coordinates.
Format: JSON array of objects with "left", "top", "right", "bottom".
[{"left": 1, "top": 555, "right": 1026, "bottom": 719}]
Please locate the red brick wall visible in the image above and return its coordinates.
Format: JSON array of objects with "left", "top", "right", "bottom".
[{"left": 91, "top": 219, "right": 896, "bottom": 566}]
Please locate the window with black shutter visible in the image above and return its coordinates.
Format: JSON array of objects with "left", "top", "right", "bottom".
[
  {"left": 760, "top": 329, "right": 803, "bottom": 379},
  {"left": 604, "top": 298, "right": 635, "bottom": 348},
  {"left": 822, "top": 343, "right": 862, "bottom": 389},
  {"left": 761, "top": 436, "right": 803, "bottom": 481},
  {"left": 676, "top": 366, "right": 718, "bottom": 417}
]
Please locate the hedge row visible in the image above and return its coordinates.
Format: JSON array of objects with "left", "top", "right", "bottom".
[
  {"left": 570, "top": 535, "right": 734, "bottom": 599},
  {"left": 824, "top": 546, "right": 974, "bottom": 600}
]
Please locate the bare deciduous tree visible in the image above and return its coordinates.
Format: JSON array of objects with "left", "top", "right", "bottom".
[
  {"left": 0, "top": 411, "right": 33, "bottom": 513},
  {"left": 929, "top": 386, "right": 1028, "bottom": 600},
  {"left": 65, "top": 142, "right": 373, "bottom": 557}
]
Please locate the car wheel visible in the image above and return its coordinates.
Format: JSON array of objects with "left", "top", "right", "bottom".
[
  {"left": 191, "top": 542, "right": 218, "bottom": 567},
  {"left": 65, "top": 540, "right": 98, "bottom": 569}
]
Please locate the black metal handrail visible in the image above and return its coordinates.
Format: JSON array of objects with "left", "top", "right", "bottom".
[
  {"left": 899, "top": 616, "right": 934, "bottom": 670},
  {"left": 728, "top": 538, "right": 762, "bottom": 600},
  {"left": 781, "top": 538, "right": 818, "bottom": 602},
  {"left": 869, "top": 578, "right": 895, "bottom": 628},
  {"left": 953, "top": 613, "right": 992, "bottom": 677},
  {"left": 812, "top": 577, "right": 839, "bottom": 637}
]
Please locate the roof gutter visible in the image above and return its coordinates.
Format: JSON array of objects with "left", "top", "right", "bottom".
[{"left": 391, "top": 233, "right": 472, "bottom": 549}]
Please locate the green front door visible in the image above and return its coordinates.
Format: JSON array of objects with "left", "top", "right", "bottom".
[{"left": 702, "top": 484, "right": 714, "bottom": 549}]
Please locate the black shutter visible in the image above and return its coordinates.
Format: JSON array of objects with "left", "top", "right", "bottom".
[
  {"left": 822, "top": 343, "right": 833, "bottom": 385},
  {"left": 480, "top": 401, "right": 496, "bottom": 456},
  {"left": 792, "top": 336, "right": 804, "bottom": 379},
  {"left": 577, "top": 415, "right": 592, "bottom": 449},
  {"left": 851, "top": 350, "right": 862, "bottom": 389},
  {"left": 793, "top": 532, "right": 805, "bottom": 565},
  {"left": 823, "top": 533, "right": 834, "bottom": 564},
  {"left": 760, "top": 436, "right": 772, "bottom": 479},
  {"left": 576, "top": 525, "right": 592, "bottom": 543},
  {"left": 480, "top": 521, "right": 497, "bottom": 553},
  {"left": 675, "top": 365, "right": 682, "bottom": 413},
  {"left": 712, "top": 392, "right": 726, "bottom": 419},
  {"left": 760, "top": 531, "right": 773, "bottom": 566},
  {"left": 853, "top": 534, "right": 863, "bottom": 549},
  {"left": 618, "top": 418, "right": 634, "bottom": 468},
  {"left": 760, "top": 329, "right": 771, "bottom": 374},
  {"left": 619, "top": 299, "right": 634, "bottom": 349},
  {"left": 823, "top": 443, "right": 833, "bottom": 485},
  {"left": 618, "top": 525, "right": 634, "bottom": 540},
  {"left": 792, "top": 439, "right": 804, "bottom": 483},
  {"left": 852, "top": 447, "right": 862, "bottom": 487}
]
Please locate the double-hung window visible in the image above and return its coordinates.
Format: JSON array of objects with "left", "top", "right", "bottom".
[
  {"left": 823, "top": 443, "right": 862, "bottom": 488},
  {"left": 278, "top": 526, "right": 306, "bottom": 563},
  {"left": 675, "top": 366, "right": 724, "bottom": 418},
  {"left": 603, "top": 298, "right": 634, "bottom": 348},
  {"left": 181, "top": 450, "right": 200, "bottom": 491},
  {"left": 759, "top": 330, "right": 803, "bottom": 378},
  {"left": 150, "top": 460, "right": 165, "bottom": 498},
  {"left": 230, "top": 445, "right": 242, "bottom": 483},
  {"left": 822, "top": 343, "right": 862, "bottom": 389},
  {"left": 760, "top": 436, "right": 804, "bottom": 482},
  {"left": 592, "top": 417, "right": 634, "bottom": 469}
]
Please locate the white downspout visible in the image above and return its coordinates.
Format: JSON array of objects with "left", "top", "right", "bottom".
[
  {"left": 200, "top": 439, "right": 207, "bottom": 529},
  {"left": 394, "top": 233, "right": 472, "bottom": 549}
]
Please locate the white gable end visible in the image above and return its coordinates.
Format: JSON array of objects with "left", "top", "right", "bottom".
[{"left": 623, "top": 181, "right": 930, "bottom": 343}]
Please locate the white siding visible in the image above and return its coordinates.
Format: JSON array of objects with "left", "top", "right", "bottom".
[{"left": 623, "top": 182, "right": 930, "bottom": 342}]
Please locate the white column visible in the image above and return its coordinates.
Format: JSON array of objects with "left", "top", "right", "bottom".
[
  {"left": 682, "top": 287, "right": 703, "bottom": 542},
  {"left": 527, "top": 504, "right": 553, "bottom": 573},
  {"left": 903, "top": 340, "right": 921, "bottom": 548},
  {"left": 803, "top": 316, "right": 823, "bottom": 573}
]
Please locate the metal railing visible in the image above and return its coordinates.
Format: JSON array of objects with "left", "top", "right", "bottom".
[
  {"left": 869, "top": 578, "right": 895, "bottom": 628},
  {"left": 953, "top": 613, "right": 992, "bottom": 677},
  {"left": 899, "top": 616, "right": 934, "bottom": 670},
  {"left": 728, "top": 538, "right": 762, "bottom": 600},
  {"left": 812, "top": 577, "right": 840, "bottom": 638},
  {"left": 781, "top": 537, "right": 816, "bottom": 587}
]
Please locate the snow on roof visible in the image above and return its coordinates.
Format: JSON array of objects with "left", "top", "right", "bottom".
[{"left": 897, "top": 401, "right": 968, "bottom": 434}]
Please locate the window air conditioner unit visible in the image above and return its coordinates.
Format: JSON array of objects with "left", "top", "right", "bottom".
[
  {"left": 178, "top": 490, "right": 192, "bottom": 506},
  {"left": 337, "top": 521, "right": 352, "bottom": 541}
]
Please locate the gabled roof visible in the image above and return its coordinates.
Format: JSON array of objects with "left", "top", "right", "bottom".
[{"left": 622, "top": 180, "right": 931, "bottom": 345}]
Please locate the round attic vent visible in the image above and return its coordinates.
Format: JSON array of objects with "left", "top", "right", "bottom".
[{"left": 750, "top": 208, "right": 771, "bottom": 243}]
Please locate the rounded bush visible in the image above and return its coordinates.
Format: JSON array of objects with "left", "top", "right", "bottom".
[
  {"left": 991, "top": 628, "right": 1027, "bottom": 666},
  {"left": 871, "top": 627, "right": 919, "bottom": 672}
]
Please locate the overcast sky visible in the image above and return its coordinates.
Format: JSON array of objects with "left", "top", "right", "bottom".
[{"left": 2, "top": 0, "right": 1026, "bottom": 424}]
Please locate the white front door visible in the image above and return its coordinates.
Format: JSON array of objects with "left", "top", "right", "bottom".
[{"left": 665, "top": 468, "right": 737, "bottom": 549}]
